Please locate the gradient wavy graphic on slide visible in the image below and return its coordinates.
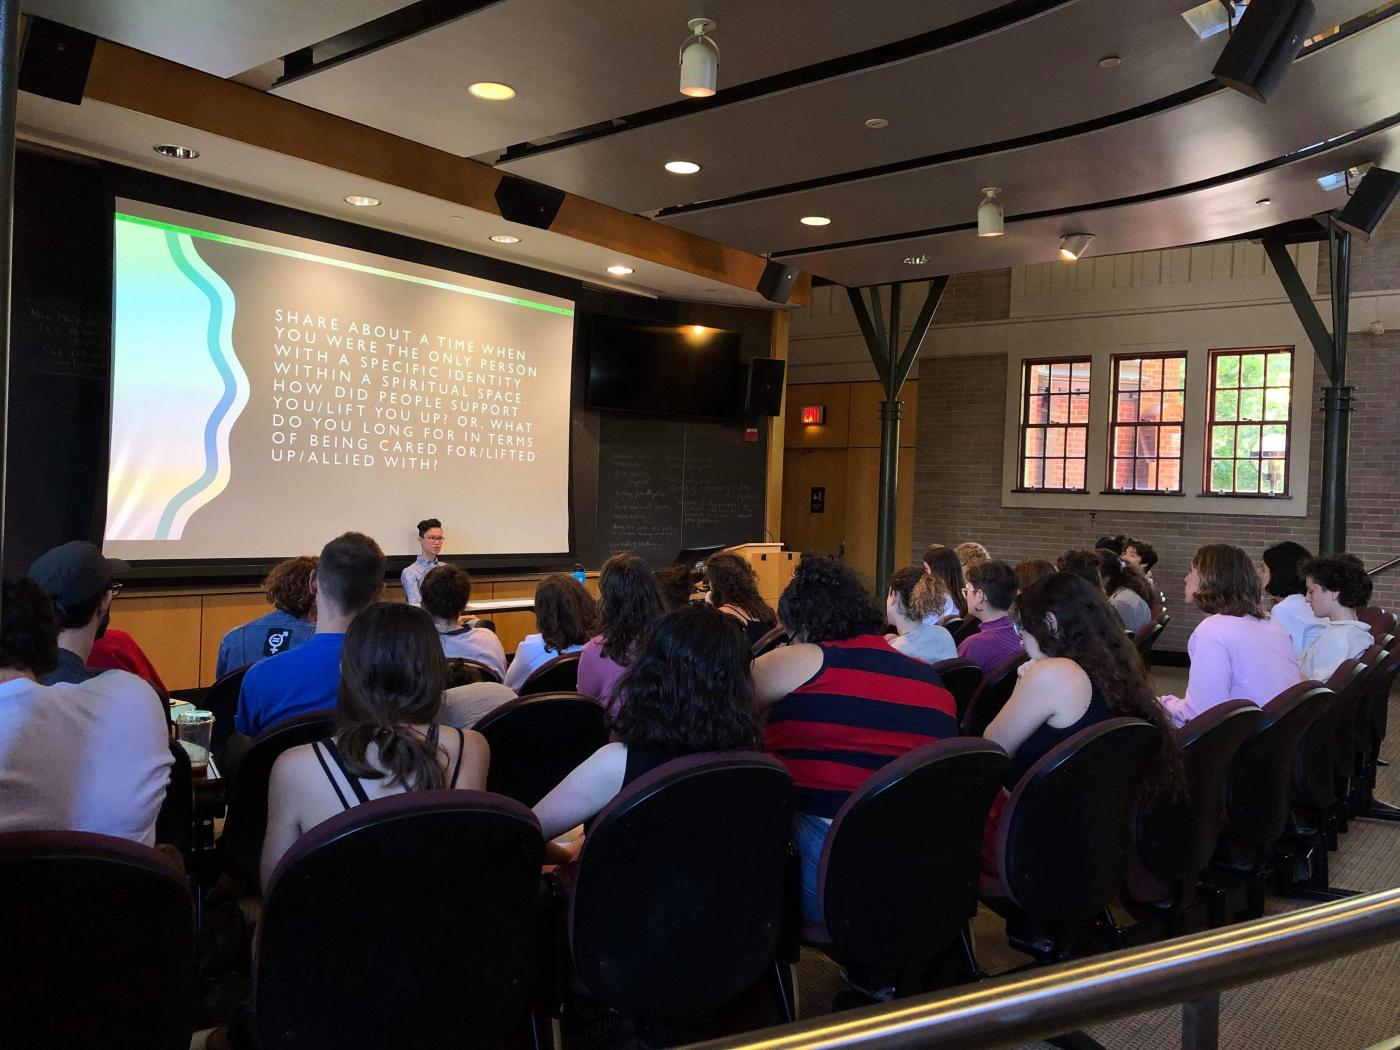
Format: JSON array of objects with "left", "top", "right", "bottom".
[{"left": 106, "top": 217, "right": 251, "bottom": 542}]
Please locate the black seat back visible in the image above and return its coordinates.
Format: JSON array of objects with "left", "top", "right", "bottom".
[
  {"left": 221, "top": 708, "right": 336, "bottom": 891},
  {"left": 752, "top": 625, "right": 790, "bottom": 659},
  {"left": 446, "top": 657, "right": 502, "bottom": 687},
  {"left": 255, "top": 791, "right": 543, "bottom": 1050},
  {"left": 819, "top": 739, "right": 1007, "bottom": 969},
  {"left": 476, "top": 692, "right": 608, "bottom": 805},
  {"left": 570, "top": 754, "right": 794, "bottom": 1022},
  {"left": 1335, "top": 645, "right": 1384, "bottom": 781},
  {"left": 950, "top": 618, "right": 980, "bottom": 646},
  {"left": 154, "top": 740, "right": 194, "bottom": 865},
  {"left": 995, "top": 718, "right": 1159, "bottom": 922},
  {"left": 1130, "top": 700, "right": 1262, "bottom": 898},
  {"left": 961, "top": 652, "right": 1030, "bottom": 736},
  {"left": 0, "top": 831, "right": 195, "bottom": 1050},
  {"left": 1363, "top": 646, "right": 1400, "bottom": 768},
  {"left": 517, "top": 652, "right": 581, "bottom": 695},
  {"left": 1133, "top": 619, "right": 1167, "bottom": 662},
  {"left": 202, "top": 664, "right": 250, "bottom": 767},
  {"left": 1293, "top": 662, "right": 1362, "bottom": 811},
  {"left": 929, "top": 659, "right": 984, "bottom": 723}
]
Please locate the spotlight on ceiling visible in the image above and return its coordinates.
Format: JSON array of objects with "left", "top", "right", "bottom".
[
  {"left": 679, "top": 17, "right": 719, "bottom": 97},
  {"left": 800, "top": 215, "right": 831, "bottom": 227},
  {"left": 489, "top": 233, "right": 521, "bottom": 244},
  {"left": 606, "top": 265, "right": 634, "bottom": 276},
  {"left": 664, "top": 160, "right": 701, "bottom": 175},
  {"left": 153, "top": 143, "right": 199, "bottom": 160},
  {"left": 468, "top": 82, "right": 516, "bottom": 101},
  {"left": 343, "top": 195, "right": 381, "bottom": 207},
  {"left": 977, "top": 187, "right": 1004, "bottom": 238},
  {"left": 1059, "top": 233, "right": 1095, "bottom": 261},
  {"left": 1212, "top": 0, "right": 1314, "bottom": 103}
]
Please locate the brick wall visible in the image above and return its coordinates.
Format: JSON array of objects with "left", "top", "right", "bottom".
[
  {"left": 930, "top": 269, "right": 1012, "bottom": 326},
  {"left": 913, "top": 333, "right": 1400, "bottom": 653}
]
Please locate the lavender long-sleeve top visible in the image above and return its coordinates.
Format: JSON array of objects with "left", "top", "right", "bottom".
[{"left": 1160, "top": 613, "right": 1301, "bottom": 726}]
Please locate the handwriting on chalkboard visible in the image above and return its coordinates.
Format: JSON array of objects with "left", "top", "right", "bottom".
[{"left": 15, "top": 303, "right": 108, "bottom": 380}]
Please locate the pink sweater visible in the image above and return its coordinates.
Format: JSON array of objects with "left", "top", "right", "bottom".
[{"left": 1161, "top": 613, "right": 1301, "bottom": 726}]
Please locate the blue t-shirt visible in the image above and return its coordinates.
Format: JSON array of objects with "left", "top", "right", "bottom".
[
  {"left": 216, "top": 609, "right": 316, "bottom": 680},
  {"left": 234, "top": 633, "right": 344, "bottom": 737}
]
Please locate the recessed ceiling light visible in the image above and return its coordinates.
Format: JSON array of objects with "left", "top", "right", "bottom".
[
  {"left": 1098, "top": 54, "right": 1122, "bottom": 69},
  {"left": 468, "top": 81, "right": 516, "bottom": 101},
  {"left": 489, "top": 234, "right": 521, "bottom": 244},
  {"left": 606, "top": 265, "right": 634, "bottom": 276},
  {"left": 864, "top": 117, "right": 890, "bottom": 129},
  {"left": 664, "top": 160, "right": 701, "bottom": 175},
  {"left": 153, "top": 144, "right": 199, "bottom": 160},
  {"left": 1256, "top": 198, "right": 1273, "bottom": 207},
  {"left": 344, "top": 195, "right": 381, "bottom": 207},
  {"left": 800, "top": 215, "right": 831, "bottom": 227},
  {"left": 903, "top": 254, "right": 929, "bottom": 266},
  {"left": 449, "top": 215, "right": 464, "bottom": 221}
]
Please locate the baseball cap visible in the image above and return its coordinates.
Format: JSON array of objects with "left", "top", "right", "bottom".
[{"left": 28, "top": 541, "right": 130, "bottom": 613}]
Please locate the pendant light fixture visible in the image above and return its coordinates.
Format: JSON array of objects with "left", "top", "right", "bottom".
[
  {"left": 679, "top": 18, "right": 719, "bottom": 97},
  {"left": 977, "top": 187, "right": 1004, "bottom": 237}
]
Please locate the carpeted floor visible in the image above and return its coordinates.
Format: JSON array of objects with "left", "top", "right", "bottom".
[{"left": 795, "top": 669, "right": 1400, "bottom": 1049}]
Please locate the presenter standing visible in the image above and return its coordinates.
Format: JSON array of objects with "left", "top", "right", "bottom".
[{"left": 401, "top": 518, "right": 444, "bottom": 606}]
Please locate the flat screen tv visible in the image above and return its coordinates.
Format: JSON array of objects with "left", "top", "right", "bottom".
[{"left": 585, "top": 314, "right": 743, "bottom": 419}]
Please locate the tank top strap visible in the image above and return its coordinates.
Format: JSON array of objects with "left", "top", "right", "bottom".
[
  {"left": 319, "top": 738, "right": 371, "bottom": 805},
  {"left": 312, "top": 739, "right": 356, "bottom": 810},
  {"left": 448, "top": 726, "right": 466, "bottom": 786}
]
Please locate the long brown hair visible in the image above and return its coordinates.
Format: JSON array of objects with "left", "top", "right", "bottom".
[
  {"left": 922, "top": 545, "right": 967, "bottom": 617},
  {"left": 1192, "top": 544, "right": 1264, "bottom": 618},
  {"left": 597, "top": 553, "right": 665, "bottom": 665},
  {"left": 1017, "top": 573, "right": 1183, "bottom": 799},
  {"left": 336, "top": 603, "right": 448, "bottom": 790},
  {"left": 703, "top": 553, "right": 776, "bottom": 625},
  {"left": 534, "top": 572, "right": 597, "bottom": 652}
]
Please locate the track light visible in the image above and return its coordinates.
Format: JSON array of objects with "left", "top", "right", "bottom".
[
  {"left": 977, "top": 187, "right": 1004, "bottom": 238},
  {"left": 679, "top": 17, "right": 719, "bottom": 97},
  {"left": 1059, "top": 233, "right": 1094, "bottom": 261}
]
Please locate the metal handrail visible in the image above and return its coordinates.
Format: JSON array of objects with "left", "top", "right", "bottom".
[
  {"left": 1369, "top": 555, "right": 1400, "bottom": 578},
  {"left": 686, "top": 888, "right": 1400, "bottom": 1050}
]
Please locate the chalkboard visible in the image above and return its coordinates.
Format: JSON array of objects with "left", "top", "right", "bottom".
[{"left": 593, "top": 414, "right": 766, "bottom": 568}]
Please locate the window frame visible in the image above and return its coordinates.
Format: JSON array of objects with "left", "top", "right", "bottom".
[
  {"left": 1105, "top": 351, "right": 1188, "bottom": 496},
  {"left": 1015, "top": 355, "right": 1092, "bottom": 494},
  {"left": 1203, "top": 346, "right": 1294, "bottom": 499}
]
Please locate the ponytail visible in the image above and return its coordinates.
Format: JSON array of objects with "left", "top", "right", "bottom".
[{"left": 337, "top": 723, "right": 445, "bottom": 790}]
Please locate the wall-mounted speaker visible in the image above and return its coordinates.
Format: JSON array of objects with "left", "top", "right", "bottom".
[
  {"left": 19, "top": 17, "right": 96, "bottom": 106},
  {"left": 744, "top": 357, "right": 786, "bottom": 417},
  {"left": 1334, "top": 167, "right": 1400, "bottom": 241},
  {"left": 493, "top": 175, "right": 566, "bottom": 230},
  {"left": 1212, "top": 0, "right": 1314, "bottom": 103},
  {"left": 757, "top": 260, "right": 799, "bottom": 305}
]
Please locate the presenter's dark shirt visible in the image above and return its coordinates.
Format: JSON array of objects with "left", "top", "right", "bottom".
[{"left": 42, "top": 648, "right": 96, "bottom": 687}]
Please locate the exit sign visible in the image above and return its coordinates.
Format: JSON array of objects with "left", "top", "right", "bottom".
[{"left": 801, "top": 405, "right": 826, "bottom": 425}]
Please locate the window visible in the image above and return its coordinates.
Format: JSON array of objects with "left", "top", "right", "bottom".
[
  {"left": 1206, "top": 348, "right": 1292, "bottom": 496},
  {"left": 1108, "top": 353, "right": 1186, "bottom": 493},
  {"left": 1019, "top": 358, "right": 1090, "bottom": 491}
]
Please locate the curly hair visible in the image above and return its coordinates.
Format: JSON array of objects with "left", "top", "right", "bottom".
[
  {"left": 1125, "top": 538, "right": 1158, "bottom": 572},
  {"left": 597, "top": 553, "right": 665, "bottom": 665},
  {"left": 534, "top": 572, "right": 598, "bottom": 652},
  {"left": 1302, "top": 554, "right": 1373, "bottom": 610},
  {"left": 779, "top": 554, "right": 885, "bottom": 642},
  {"left": 420, "top": 563, "right": 472, "bottom": 622},
  {"left": 704, "top": 553, "right": 776, "bottom": 626},
  {"left": 611, "top": 603, "right": 761, "bottom": 755},
  {"left": 1057, "top": 550, "right": 1104, "bottom": 591},
  {"left": 336, "top": 603, "right": 447, "bottom": 790},
  {"left": 1096, "top": 549, "right": 1155, "bottom": 607},
  {"left": 263, "top": 556, "right": 317, "bottom": 618},
  {"left": 1192, "top": 544, "right": 1264, "bottom": 618},
  {"left": 1262, "top": 541, "right": 1311, "bottom": 599},
  {"left": 1016, "top": 573, "right": 1183, "bottom": 799},
  {"left": 1014, "top": 559, "right": 1056, "bottom": 593},
  {"left": 1095, "top": 535, "right": 1128, "bottom": 556},
  {"left": 1, "top": 578, "right": 60, "bottom": 676},
  {"left": 955, "top": 541, "right": 990, "bottom": 571},
  {"left": 922, "top": 545, "right": 968, "bottom": 617},
  {"left": 654, "top": 564, "right": 697, "bottom": 613}
]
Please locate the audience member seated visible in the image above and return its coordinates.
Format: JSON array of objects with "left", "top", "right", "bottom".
[
  {"left": 261, "top": 602, "right": 489, "bottom": 885},
  {"left": 1299, "top": 554, "right": 1375, "bottom": 682},
  {"left": 1123, "top": 537, "right": 1159, "bottom": 590},
  {"left": 921, "top": 544, "right": 967, "bottom": 623},
  {"left": 215, "top": 556, "right": 317, "bottom": 679},
  {"left": 534, "top": 603, "right": 758, "bottom": 844},
  {"left": 0, "top": 579, "right": 172, "bottom": 845},
  {"left": 1262, "top": 541, "right": 1327, "bottom": 657},
  {"left": 399, "top": 517, "right": 443, "bottom": 606},
  {"left": 1056, "top": 549, "right": 1104, "bottom": 592},
  {"left": 1097, "top": 549, "right": 1155, "bottom": 633},
  {"left": 88, "top": 627, "right": 169, "bottom": 701},
  {"left": 420, "top": 564, "right": 507, "bottom": 680},
  {"left": 27, "top": 540, "right": 130, "bottom": 688},
  {"left": 958, "top": 560, "right": 1025, "bottom": 673},
  {"left": 703, "top": 552, "right": 778, "bottom": 647},
  {"left": 1095, "top": 534, "right": 1128, "bottom": 556},
  {"left": 437, "top": 681, "right": 518, "bottom": 730},
  {"left": 752, "top": 554, "right": 958, "bottom": 923},
  {"left": 1159, "top": 544, "right": 1301, "bottom": 726},
  {"left": 578, "top": 553, "right": 664, "bottom": 715},
  {"left": 955, "top": 541, "right": 991, "bottom": 573},
  {"left": 654, "top": 563, "right": 697, "bottom": 613},
  {"left": 503, "top": 572, "right": 596, "bottom": 692},
  {"left": 1014, "top": 559, "right": 1056, "bottom": 594},
  {"left": 236, "top": 532, "right": 385, "bottom": 737},
  {"left": 885, "top": 565, "right": 956, "bottom": 663}
]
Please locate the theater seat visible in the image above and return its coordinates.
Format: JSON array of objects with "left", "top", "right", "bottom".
[
  {"left": 961, "top": 652, "right": 1030, "bottom": 736},
  {"left": 517, "top": 651, "right": 581, "bottom": 695},
  {"left": 201, "top": 664, "right": 250, "bottom": 767},
  {"left": 950, "top": 619, "right": 980, "bottom": 646},
  {"left": 1132, "top": 614, "right": 1169, "bottom": 663},
  {"left": 929, "top": 659, "right": 984, "bottom": 723},
  {"left": 475, "top": 692, "right": 607, "bottom": 806},
  {"left": 0, "top": 831, "right": 195, "bottom": 1050},
  {"left": 809, "top": 738, "right": 1008, "bottom": 997},
  {"left": 569, "top": 753, "right": 795, "bottom": 1045},
  {"left": 252, "top": 791, "right": 544, "bottom": 1050},
  {"left": 751, "top": 625, "right": 790, "bottom": 659},
  {"left": 1291, "top": 664, "right": 1362, "bottom": 852},
  {"left": 446, "top": 657, "right": 502, "bottom": 686}
]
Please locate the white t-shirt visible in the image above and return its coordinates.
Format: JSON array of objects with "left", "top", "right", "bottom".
[
  {"left": 0, "top": 670, "right": 173, "bottom": 845},
  {"left": 502, "top": 633, "right": 585, "bottom": 692},
  {"left": 438, "top": 626, "right": 508, "bottom": 680},
  {"left": 922, "top": 595, "right": 962, "bottom": 626},
  {"left": 1269, "top": 592, "right": 1329, "bottom": 657}
]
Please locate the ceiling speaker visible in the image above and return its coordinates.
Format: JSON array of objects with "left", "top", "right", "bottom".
[
  {"left": 757, "top": 261, "right": 799, "bottom": 305},
  {"left": 1212, "top": 0, "right": 1314, "bottom": 103},
  {"left": 19, "top": 17, "right": 96, "bottom": 105},
  {"left": 493, "top": 175, "right": 565, "bottom": 230},
  {"left": 1334, "top": 168, "right": 1400, "bottom": 241}
]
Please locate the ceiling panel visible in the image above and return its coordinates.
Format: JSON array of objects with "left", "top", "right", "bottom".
[
  {"left": 779, "top": 124, "right": 1400, "bottom": 287},
  {"left": 656, "top": 16, "right": 1400, "bottom": 255},
  {"left": 497, "top": 0, "right": 1379, "bottom": 214},
  {"left": 21, "top": 0, "right": 408, "bottom": 78},
  {"left": 272, "top": 0, "right": 1004, "bottom": 159}
]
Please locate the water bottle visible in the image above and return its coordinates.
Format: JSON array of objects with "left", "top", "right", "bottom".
[{"left": 573, "top": 563, "right": 587, "bottom": 586}]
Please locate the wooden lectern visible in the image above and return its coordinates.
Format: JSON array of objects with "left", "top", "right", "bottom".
[{"left": 724, "top": 543, "right": 799, "bottom": 604}]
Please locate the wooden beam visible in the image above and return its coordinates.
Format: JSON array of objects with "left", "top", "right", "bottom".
[{"left": 765, "top": 310, "right": 790, "bottom": 543}]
